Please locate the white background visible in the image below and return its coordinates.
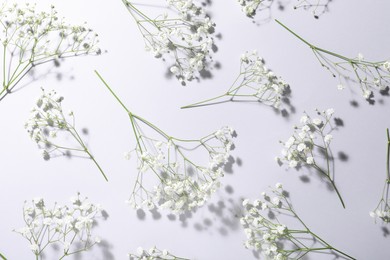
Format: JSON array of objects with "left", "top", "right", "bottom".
[{"left": 1, "top": 0, "right": 390, "bottom": 259}]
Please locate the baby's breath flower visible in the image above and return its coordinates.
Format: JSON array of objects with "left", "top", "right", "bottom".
[
  {"left": 241, "top": 184, "right": 355, "bottom": 259},
  {"left": 122, "top": 0, "right": 216, "bottom": 84},
  {"left": 25, "top": 89, "right": 108, "bottom": 181},
  {"left": 0, "top": 3, "right": 101, "bottom": 100},
  {"left": 277, "top": 108, "right": 345, "bottom": 208},
  {"left": 237, "top": 0, "right": 279, "bottom": 22},
  {"left": 371, "top": 129, "right": 390, "bottom": 224},
  {"left": 182, "top": 50, "right": 291, "bottom": 114},
  {"left": 129, "top": 246, "right": 190, "bottom": 260},
  {"left": 276, "top": 20, "right": 390, "bottom": 101},
  {"left": 97, "top": 72, "right": 235, "bottom": 214},
  {"left": 14, "top": 193, "right": 105, "bottom": 259}
]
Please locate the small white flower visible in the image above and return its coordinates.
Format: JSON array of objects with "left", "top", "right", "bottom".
[
  {"left": 170, "top": 66, "right": 179, "bottom": 74},
  {"left": 272, "top": 197, "right": 281, "bottom": 205},
  {"left": 288, "top": 160, "right": 298, "bottom": 168},
  {"left": 312, "top": 118, "right": 322, "bottom": 126},
  {"left": 357, "top": 53, "right": 364, "bottom": 61},
  {"left": 306, "top": 156, "right": 314, "bottom": 164},
  {"left": 297, "top": 143, "right": 306, "bottom": 152},
  {"left": 324, "top": 134, "right": 333, "bottom": 145},
  {"left": 363, "top": 89, "right": 372, "bottom": 99},
  {"left": 285, "top": 136, "right": 295, "bottom": 148},
  {"left": 337, "top": 84, "right": 345, "bottom": 90},
  {"left": 276, "top": 224, "right": 286, "bottom": 234},
  {"left": 326, "top": 108, "right": 334, "bottom": 116},
  {"left": 137, "top": 246, "right": 144, "bottom": 255},
  {"left": 300, "top": 115, "right": 309, "bottom": 124},
  {"left": 383, "top": 61, "right": 390, "bottom": 71},
  {"left": 301, "top": 125, "right": 310, "bottom": 132}
]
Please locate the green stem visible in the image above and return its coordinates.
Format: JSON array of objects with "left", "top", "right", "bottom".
[
  {"left": 288, "top": 201, "right": 354, "bottom": 259},
  {"left": 94, "top": 70, "right": 130, "bottom": 113},
  {"left": 181, "top": 93, "right": 228, "bottom": 109},
  {"left": 275, "top": 19, "right": 351, "bottom": 62},
  {"left": 0, "top": 253, "right": 6, "bottom": 260},
  {"left": 314, "top": 164, "right": 346, "bottom": 208},
  {"left": 387, "top": 128, "right": 390, "bottom": 181},
  {"left": 2, "top": 43, "right": 6, "bottom": 89},
  {"left": 85, "top": 149, "right": 108, "bottom": 182},
  {"left": 275, "top": 19, "right": 312, "bottom": 47}
]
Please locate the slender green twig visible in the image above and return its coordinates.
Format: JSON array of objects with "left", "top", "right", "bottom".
[{"left": 275, "top": 19, "right": 390, "bottom": 99}]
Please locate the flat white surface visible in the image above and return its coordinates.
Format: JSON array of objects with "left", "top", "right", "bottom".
[{"left": 1, "top": 0, "right": 390, "bottom": 259}]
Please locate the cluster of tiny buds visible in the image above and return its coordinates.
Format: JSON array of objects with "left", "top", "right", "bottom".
[
  {"left": 336, "top": 53, "right": 390, "bottom": 100},
  {"left": 129, "top": 246, "right": 188, "bottom": 260},
  {"left": 237, "top": 0, "right": 262, "bottom": 18},
  {"left": 370, "top": 209, "right": 390, "bottom": 223},
  {"left": 276, "top": 108, "right": 335, "bottom": 168},
  {"left": 239, "top": 50, "right": 289, "bottom": 109},
  {"left": 125, "top": 126, "right": 235, "bottom": 214},
  {"left": 240, "top": 183, "right": 287, "bottom": 260},
  {"left": 14, "top": 193, "right": 103, "bottom": 257},
  {"left": 0, "top": 2, "right": 101, "bottom": 58},
  {"left": 24, "top": 89, "right": 78, "bottom": 161},
  {"left": 124, "top": 0, "right": 216, "bottom": 84}
]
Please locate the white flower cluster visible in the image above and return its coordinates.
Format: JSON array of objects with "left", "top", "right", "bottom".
[
  {"left": 0, "top": 3, "right": 100, "bottom": 99},
  {"left": 123, "top": 0, "right": 215, "bottom": 84},
  {"left": 237, "top": 0, "right": 262, "bottom": 18},
  {"left": 238, "top": 50, "right": 290, "bottom": 109},
  {"left": 240, "top": 184, "right": 354, "bottom": 259},
  {"left": 276, "top": 108, "right": 335, "bottom": 169},
  {"left": 241, "top": 184, "right": 287, "bottom": 260},
  {"left": 14, "top": 193, "right": 103, "bottom": 259},
  {"left": 276, "top": 108, "right": 346, "bottom": 208},
  {"left": 25, "top": 89, "right": 68, "bottom": 158},
  {"left": 126, "top": 125, "right": 235, "bottom": 214},
  {"left": 335, "top": 53, "right": 390, "bottom": 100},
  {"left": 370, "top": 207, "right": 390, "bottom": 223},
  {"left": 182, "top": 50, "right": 290, "bottom": 111},
  {"left": 128, "top": 246, "right": 190, "bottom": 260},
  {"left": 24, "top": 89, "right": 108, "bottom": 181},
  {"left": 277, "top": 20, "right": 390, "bottom": 101},
  {"left": 370, "top": 128, "right": 390, "bottom": 224}
]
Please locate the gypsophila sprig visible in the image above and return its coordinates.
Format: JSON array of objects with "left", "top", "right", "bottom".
[
  {"left": 237, "top": 0, "right": 277, "bottom": 21},
  {"left": 182, "top": 50, "right": 291, "bottom": 112},
  {"left": 24, "top": 88, "right": 108, "bottom": 181},
  {"left": 238, "top": 0, "right": 264, "bottom": 18},
  {"left": 275, "top": 108, "right": 346, "bottom": 208},
  {"left": 122, "top": 0, "right": 216, "bottom": 85},
  {"left": 128, "top": 246, "right": 190, "bottom": 260},
  {"left": 293, "top": 0, "right": 333, "bottom": 19},
  {"left": 240, "top": 183, "right": 356, "bottom": 260},
  {"left": 237, "top": 0, "right": 289, "bottom": 23},
  {"left": 14, "top": 193, "right": 104, "bottom": 260},
  {"left": 370, "top": 128, "right": 390, "bottom": 223},
  {"left": 276, "top": 20, "right": 390, "bottom": 101},
  {"left": 96, "top": 71, "right": 235, "bottom": 214},
  {"left": 0, "top": 3, "right": 101, "bottom": 101}
]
